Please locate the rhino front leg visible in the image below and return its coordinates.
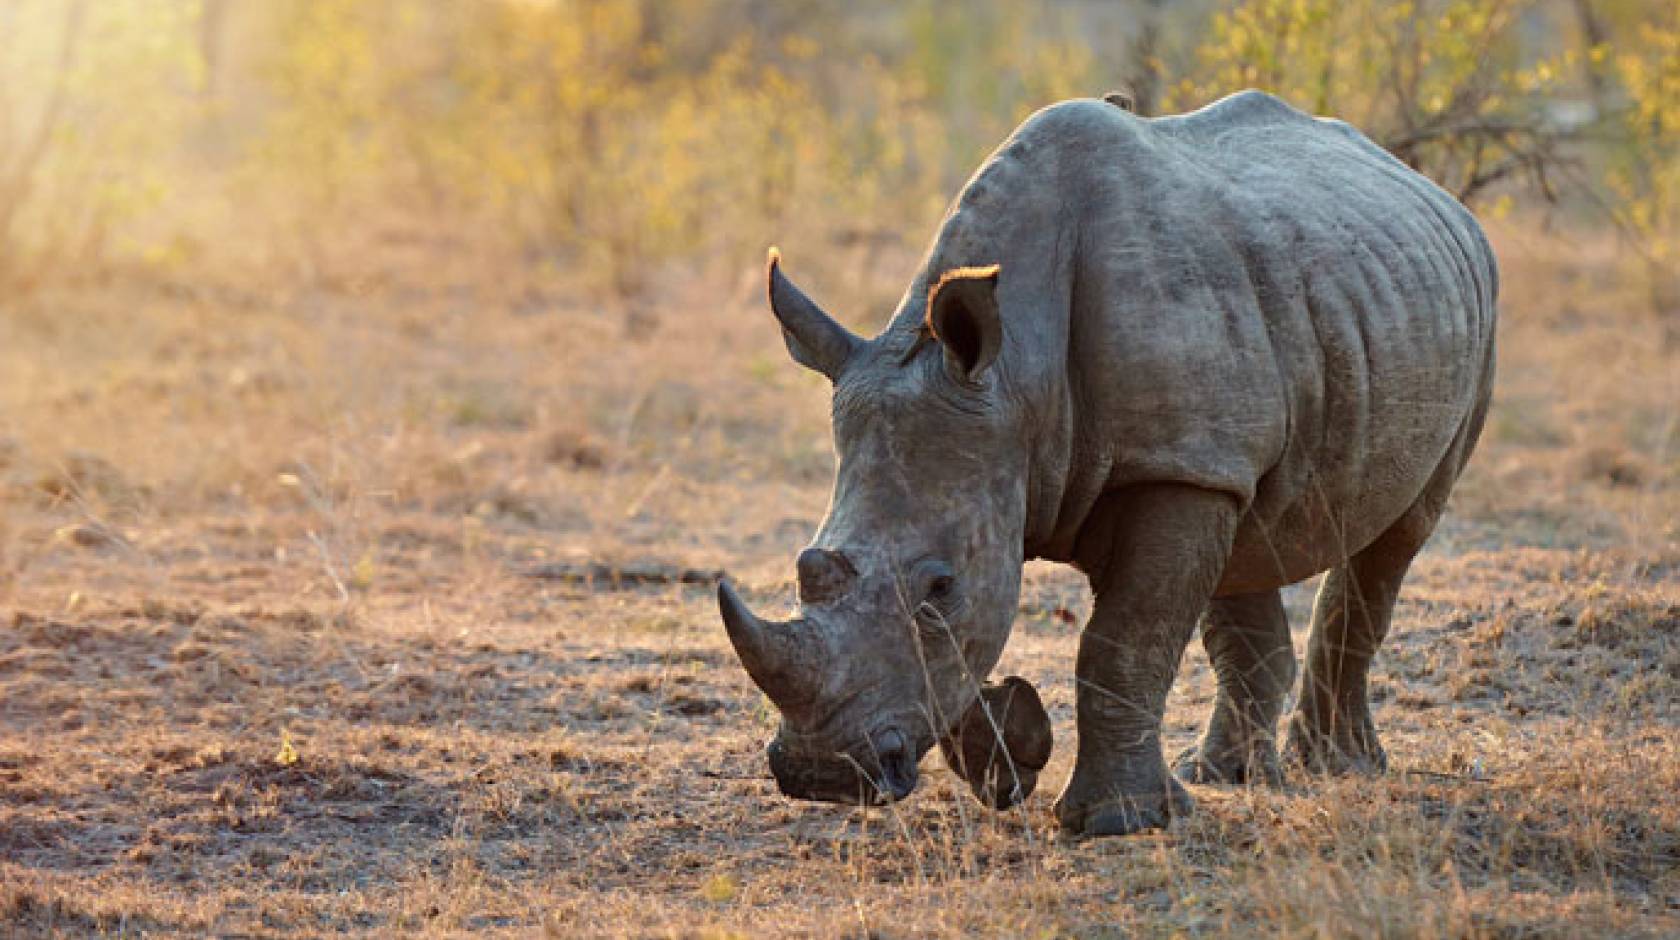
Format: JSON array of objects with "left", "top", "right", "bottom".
[
  {"left": 1055, "top": 485, "right": 1240, "bottom": 837},
  {"left": 1174, "top": 590, "right": 1296, "bottom": 786}
]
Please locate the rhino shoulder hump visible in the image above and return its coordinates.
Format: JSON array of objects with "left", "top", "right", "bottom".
[
  {"left": 1200, "top": 89, "right": 1311, "bottom": 124},
  {"left": 1015, "top": 97, "right": 1148, "bottom": 154}
]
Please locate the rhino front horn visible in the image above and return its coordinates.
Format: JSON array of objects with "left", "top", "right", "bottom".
[{"left": 717, "top": 580, "right": 819, "bottom": 711}]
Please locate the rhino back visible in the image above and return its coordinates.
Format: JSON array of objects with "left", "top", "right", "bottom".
[{"left": 960, "top": 92, "right": 1498, "bottom": 578}]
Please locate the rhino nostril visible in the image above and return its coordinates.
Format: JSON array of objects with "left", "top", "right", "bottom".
[{"left": 872, "top": 728, "right": 919, "bottom": 801}]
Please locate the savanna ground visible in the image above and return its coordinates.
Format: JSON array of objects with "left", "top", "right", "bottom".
[{"left": 0, "top": 215, "right": 1675, "bottom": 937}]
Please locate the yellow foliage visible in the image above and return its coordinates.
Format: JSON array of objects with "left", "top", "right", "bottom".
[
  {"left": 0, "top": 0, "right": 1674, "bottom": 313},
  {"left": 248, "top": 0, "right": 1102, "bottom": 289},
  {"left": 1172, "top": 0, "right": 1676, "bottom": 313},
  {"left": 0, "top": 0, "right": 201, "bottom": 283},
  {"left": 1606, "top": 12, "right": 1680, "bottom": 304},
  {"left": 275, "top": 728, "right": 300, "bottom": 767},
  {"left": 1173, "top": 0, "right": 1560, "bottom": 196},
  {"left": 699, "top": 872, "right": 739, "bottom": 904}
]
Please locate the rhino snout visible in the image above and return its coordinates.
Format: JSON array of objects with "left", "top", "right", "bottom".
[{"left": 766, "top": 726, "right": 923, "bottom": 804}]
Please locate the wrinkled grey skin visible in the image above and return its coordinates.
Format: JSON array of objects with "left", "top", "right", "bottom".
[{"left": 719, "top": 90, "right": 1498, "bottom": 836}]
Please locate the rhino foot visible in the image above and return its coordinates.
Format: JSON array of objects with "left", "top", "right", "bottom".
[
  {"left": 1172, "top": 738, "right": 1285, "bottom": 787},
  {"left": 1054, "top": 774, "right": 1194, "bottom": 837},
  {"left": 1284, "top": 709, "right": 1388, "bottom": 775}
]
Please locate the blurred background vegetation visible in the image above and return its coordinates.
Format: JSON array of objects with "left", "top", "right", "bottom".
[{"left": 0, "top": 0, "right": 1675, "bottom": 315}]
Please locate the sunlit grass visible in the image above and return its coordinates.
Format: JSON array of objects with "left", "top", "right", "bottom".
[
  {"left": 0, "top": 1, "right": 1676, "bottom": 935},
  {"left": 0, "top": 213, "right": 1675, "bottom": 935}
]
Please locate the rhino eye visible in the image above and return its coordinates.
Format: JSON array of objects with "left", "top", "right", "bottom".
[{"left": 914, "top": 560, "right": 957, "bottom": 613}]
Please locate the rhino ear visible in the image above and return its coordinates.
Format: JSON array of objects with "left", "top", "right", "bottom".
[
  {"left": 926, "top": 264, "right": 1002, "bottom": 383},
  {"left": 767, "top": 247, "right": 860, "bottom": 381}
]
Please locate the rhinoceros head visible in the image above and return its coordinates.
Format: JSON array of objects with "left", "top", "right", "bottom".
[{"left": 719, "top": 249, "right": 1045, "bottom": 807}]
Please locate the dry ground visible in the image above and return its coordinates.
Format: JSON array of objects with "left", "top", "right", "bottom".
[{"left": 0, "top": 221, "right": 1676, "bottom": 937}]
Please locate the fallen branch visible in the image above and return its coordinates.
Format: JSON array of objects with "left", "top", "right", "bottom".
[{"left": 523, "top": 561, "right": 725, "bottom": 591}]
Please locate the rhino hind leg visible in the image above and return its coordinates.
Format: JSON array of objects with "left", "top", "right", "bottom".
[
  {"left": 1175, "top": 590, "right": 1296, "bottom": 786},
  {"left": 1285, "top": 498, "right": 1441, "bottom": 775},
  {"left": 1287, "top": 375, "right": 1491, "bottom": 774}
]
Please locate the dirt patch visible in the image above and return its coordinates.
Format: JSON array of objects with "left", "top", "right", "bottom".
[{"left": 1, "top": 227, "right": 1676, "bottom": 935}]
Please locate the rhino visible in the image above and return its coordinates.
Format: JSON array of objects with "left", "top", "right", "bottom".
[{"left": 717, "top": 90, "right": 1498, "bottom": 836}]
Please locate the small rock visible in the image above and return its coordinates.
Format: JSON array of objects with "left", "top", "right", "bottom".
[
  {"left": 37, "top": 451, "right": 138, "bottom": 506},
  {"left": 55, "top": 523, "right": 127, "bottom": 549},
  {"left": 539, "top": 428, "right": 608, "bottom": 470}
]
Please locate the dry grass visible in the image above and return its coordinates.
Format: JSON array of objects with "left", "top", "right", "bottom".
[{"left": 0, "top": 219, "right": 1676, "bottom": 937}]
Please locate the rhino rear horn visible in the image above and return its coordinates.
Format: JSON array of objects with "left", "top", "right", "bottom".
[
  {"left": 767, "top": 247, "right": 860, "bottom": 381},
  {"left": 796, "top": 547, "right": 855, "bottom": 605},
  {"left": 717, "top": 580, "right": 821, "bottom": 711}
]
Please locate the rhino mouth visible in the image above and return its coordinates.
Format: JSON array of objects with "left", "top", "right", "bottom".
[{"left": 768, "top": 726, "right": 928, "bottom": 804}]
